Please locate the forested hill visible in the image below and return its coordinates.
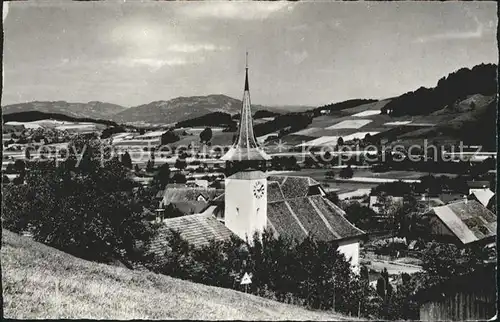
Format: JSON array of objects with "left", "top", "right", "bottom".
[
  {"left": 381, "top": 63, "right": 497, "bottom": 116},
  {"left": 2, "top": 111, "right": 119, "bottom": 127}
]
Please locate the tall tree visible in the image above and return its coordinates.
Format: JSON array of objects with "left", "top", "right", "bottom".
[
  {"left": 199, "top": 127, "right": 213, "bottom": 144},
  {"left": 121, "top": 151, "right": 133, "bottom": 169},
  {"left": 152, "top": 163, "right": 171, "bottom": 189}
]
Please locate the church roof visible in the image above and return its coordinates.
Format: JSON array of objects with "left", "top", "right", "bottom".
[
  {"left": 221, "top": 146, "right": 270, "bottom": 161},
  {"left": 229, "top": 170, "right": 267, "bottom": 180},
  {"left": 268, "top": 175, "right": 321, "bottom": 199},
  {"left": 147, "top": 214, "right": 235, "bottom": 263},
  {"left": 276, "top": 196, "right": 363, "bottom": 242}
]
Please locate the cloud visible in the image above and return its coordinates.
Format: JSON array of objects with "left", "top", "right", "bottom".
[
  {"left": 113, "top": 57, "right": 198, "bottom": 71},
  {"left": 167, "top": 43, "right": 230, "bottom": 53},
  {"left": 286, "top": 19, "right": 343, "bottom": 32},
  {"left": 285, "top": 50, "right": 308, "bottom": 65},
  {"left": 414, "top": 16, "right": 484, "bottom": 43},
  {"left": 177, "top": 1, "right": 294, "bottom": 20}
]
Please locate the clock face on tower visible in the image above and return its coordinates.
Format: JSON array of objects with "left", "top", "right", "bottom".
[{"left": 253, "top": 181, "right": 265, "bottom": 199}]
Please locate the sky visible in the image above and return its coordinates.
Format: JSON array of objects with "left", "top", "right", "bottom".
[{"left": 2, "top": 1, "right": 498, "bottom": 108}]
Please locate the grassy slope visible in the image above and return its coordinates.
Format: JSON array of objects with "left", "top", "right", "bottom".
[{"left": 1, "top": 229, "right": 352, "bottom": 320}]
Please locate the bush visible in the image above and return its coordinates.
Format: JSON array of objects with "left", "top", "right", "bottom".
[{"left": 148, "top": 230, "right": 372, "bottom": 316}]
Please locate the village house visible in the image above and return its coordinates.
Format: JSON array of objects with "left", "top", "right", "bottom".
[
  {"left": 466, "top": 180, "right": 490, "bottom": 194},
  {"left": 467, "top": 187, "right": 494, "bottom": 207},
  {"left": 368, "top": 195, "right": 404, "bottom": 214},
  {"left": 420, "top": 199, "right": 497, "bottom": 247},
  {"left": 156, "top": 183, "right": 223, "bottom": 216},
  {"left": 148, "top": 61, "right": 365, "bottom": 273}
]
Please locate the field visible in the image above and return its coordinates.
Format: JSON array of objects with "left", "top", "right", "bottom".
[
  {"left": 282, "top": 168, "right": 458, "bottom": 195},
  {"left": 326, "top": 119, "right": 373, "bottom": 130},
  {"left": 1, "top": 229, "right": 355, "bottom": 320}
]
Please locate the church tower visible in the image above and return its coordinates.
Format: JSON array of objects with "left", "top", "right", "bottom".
[{"left": 222, "top": 54, "right": 270, "bottom": 242}]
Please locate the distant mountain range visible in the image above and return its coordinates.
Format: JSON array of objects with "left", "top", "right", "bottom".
[
  {"left": 2, "top": 101, "right": 127, "bottom": 120},
  {"left": 110, "top": 94, "right": 301, "bottom": 124},
  {"left": 1, "top": 95, "right": 314, "bottom": 125}
]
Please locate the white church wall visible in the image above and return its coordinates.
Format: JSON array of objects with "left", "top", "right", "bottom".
[
  {"left": 337, "top": 239, "right": 360, "bottom": 274},
  {"left": 224, "top": 177, "right": 267, "bottom": 242}
]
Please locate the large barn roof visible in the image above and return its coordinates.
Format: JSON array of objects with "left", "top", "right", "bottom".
[{"left": 431, "top": 200, "right": 496, "bottom": 245}]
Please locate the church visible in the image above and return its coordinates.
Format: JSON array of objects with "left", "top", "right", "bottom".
[{"left": 149, "top": 59, "right": 365, "bottom": 272}]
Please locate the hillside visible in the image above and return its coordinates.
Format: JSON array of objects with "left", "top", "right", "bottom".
[
  {"left": 381, "top": 63, "right": 496, "bottom": 116},
  {"left": 2, "top": 101, "right": 127, "bottom": 120},
  {"left": 112, "top": 94, "right": 287, "bottom": 125},
  {"left": 2, "top": 111, "right": 119, "bottom": 127},
  {"left": 1, "top": 229, "right": 352, "bottom": 320},
  {"left": 398, "top": 94, "right": 497, "bottom": 150}
]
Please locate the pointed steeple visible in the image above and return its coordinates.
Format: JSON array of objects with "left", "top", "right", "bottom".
[
  {"left": 244, "top": 52, "right": 249, "bottom": 91},
  {"left": 221, "top": 54, "right": 270, "bottom": 162}
]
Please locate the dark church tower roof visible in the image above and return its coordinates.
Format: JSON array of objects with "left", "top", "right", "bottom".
[{"left": 221, "top": 54, "right": 271, "bottom": 162}]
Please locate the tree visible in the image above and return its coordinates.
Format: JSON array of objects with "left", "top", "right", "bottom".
[
  {"left": 152, "top": 163, "right": 171, "bottom": 189},
  {"left": 101, "top": 126, "right": 126, "bottom": 139},
  {"left": 13, "top": 160, "right": 26, "bottom": 175},
  {"left": 146, "top": 159, "right": 154, "bottom": 172},
  {"left": 121, "top": 151, "right": 133, "bottom": 169},
  {"left": 161, "top": 131, "right": 180, "bottom": 145},
  {"left": 323, "top": 150, "right": 332, "bottom": 161},
  {"left": 25, "top": 147, "right": 32, "bottom": 160},
  {"left": 2, "top": 175, "right": 10, "bottom": 185},
  {"left": 337, "top": 137, "right": 344, "bottom": 146},
  {"left": 344, "top": 203, "right": 377, "bottom": 231},
  {"left": 1, "top": 158, "right": 158, "bottom": 265},
  {"left": 339, "top": 165, "right": 354, "bottom": 179},
  {"left": 172, "top": 173, "right": 187, "bottom": 184},
  {"left": 325, "top": 170, "right": 335, "bottom": 179},
  {"left": 134, "top": 164, "right": 140, "bottom": 173},
  {"left": 174, "top": 158, "right": 187, "bottom": 170},
  {"left": 421, "top": 242, "right": 490, "bottom": 281},
  {"left": 199, "top": 127, "right": 213, "bottom": 144}
]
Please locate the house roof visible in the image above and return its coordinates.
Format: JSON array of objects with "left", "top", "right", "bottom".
[
  {"left": 431, "top": 200, "right": 497, "bottom": 245},
  {"left": 466, "top": 180, "right": 490, "bottom": 189},
  {"left": 469, "top": 188, "right": 494, "bottom": 207},
  {"left": 437, "top": 193, "right": 464, "bottom": 204},
  {"left": 147, "top": 214, "right": 235, "bottom": 262},
  {"left": 161, "top": 187, "right": 223, "bottom": 204},
  {"left": 369, "top": 195, "right": 404, "bottom": 206}
]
